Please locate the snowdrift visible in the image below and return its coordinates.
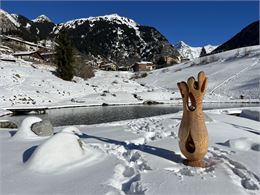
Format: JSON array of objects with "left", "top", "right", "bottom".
[{"left": 26, "top": 126, "right": 105, "bottom": 173}]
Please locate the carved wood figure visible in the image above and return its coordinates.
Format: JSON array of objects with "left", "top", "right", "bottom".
[{"left": 177, "top": 71, "right": 208, "bottom": 167}]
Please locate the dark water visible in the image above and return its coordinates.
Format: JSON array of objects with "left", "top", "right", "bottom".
[{"left": 1, "top": 103, "right": 259, "bottom": 127}]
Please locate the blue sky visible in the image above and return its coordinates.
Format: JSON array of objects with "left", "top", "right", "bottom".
[{"left": 1, "top": 1, "right": 259, "bottom": 46}]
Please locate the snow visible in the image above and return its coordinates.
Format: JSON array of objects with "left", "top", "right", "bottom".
[
  {"left": 12, "top": 116, "right": 42, "bottom": 140},
  {"left": 32, "top": 14, "right": 52, "bottom": 23},
  {"left": 0, "top": 46, "right": 259, "bottom": 110},
  {"left": 0, "top": 9, "right": 20, "bottom": 27},
  {"left": 175, "top": 41, "right": 218, "bottom": 60},
  {"left": 26, "top": 126, "right": 105, "bottom": 173},
  {"left": 240, "top": 107, "right": 260, "bottom": 121},
  {"left": 0, "top": 108, "right": 11, "bottom": 117},
  {"left": 1, "top": 109, "right": 260, "bottom": 194},
  {"left": 53, "top": 13, "right": 141, "bottom": 38},
  {"left": 140, "top": 45, "right": 260, "bottom": 100},
  {"left": 25, "top": 23, "right": 31, "bottom": 29},
  {"left": 0, "top": 43, "right": 259, "bottom": 194},
  {"left": 204, "top": 44, "right": 218, "bottom": 53}
]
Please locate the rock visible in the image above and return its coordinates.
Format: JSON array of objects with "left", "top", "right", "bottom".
[
  {"left": 0, "top": 120, "right": 18, "bottom": 129},
  {"left": 31, "top": 120, "right": 53, "bottom": 136}
]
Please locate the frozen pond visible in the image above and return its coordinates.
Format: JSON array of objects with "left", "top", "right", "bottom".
[{"left": 1, "top": 103, "right": 259, "bottom": 127}]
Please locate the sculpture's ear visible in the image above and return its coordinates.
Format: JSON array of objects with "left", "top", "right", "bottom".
[
  {"left": 187, "top": 76, "right": 196, "bottom": 90},
  {"left": 198, "top": 71, "right": 208, "bottom": 92},
  {"left": 177, "top": 81, "right": 188, "bottom": 98},
  {"left": 201, "top": 77, "right": 208, "bottom": 93}
]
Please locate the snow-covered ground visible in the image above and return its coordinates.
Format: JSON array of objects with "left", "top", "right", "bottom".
[
  {"left": 0, "top": 107, "right": 259, "bottom": 194},
  {"left": 0, "top": 44, "right": 259, "bottom": 194},
  {"left": 140, "top": 45, "right": 260, "bottom": 101},
  {"left": 0, "top": 45, "right": 259, "bottom": 114}
]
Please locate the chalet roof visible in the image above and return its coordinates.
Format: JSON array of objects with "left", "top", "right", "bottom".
[
  {"left": 136, "top": 61, "right": 153, "bottom": 64},
  {"left": 40, "top": 52, "right": 56, "bottom": 56},
  {"left": 13, "top": 50, "right": 44, "bottom": 60},
  {"left": 3, "top": 35, "right": 47, "bottom": 49},
  {"left": 14, "top": 51, "right": 39, "bottom": 55}
]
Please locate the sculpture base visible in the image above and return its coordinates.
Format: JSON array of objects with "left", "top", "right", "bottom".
[{"left": 183, "top": 159, "right": 207, "bottom": 168}]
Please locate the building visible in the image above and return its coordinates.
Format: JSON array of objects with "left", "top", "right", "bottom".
[
  {"left": 99, "top": 63, "right": 118, "bottom": 71},
  {"left": 132, "top": 61, "right": 156, "bottom": 72},
  {"left": 157, "top": 55, "right": 181, "bottom": 69},
  {"left": 1, "top": 35, "right": 48, "bottom": 51},
  {"left": 41, "top": 52, "right": 56, "bottom": 63},
  {"left": 13, "top": 51, "right": 44, "bottom": 62}
]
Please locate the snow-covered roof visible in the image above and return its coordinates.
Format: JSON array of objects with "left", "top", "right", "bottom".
[
  {"left": 14, "top": 51, "right": 41, "bottom": 55},
  {"left": 136, "top": 61, "right": 154, "bottom": 65},
  {"left": 4, "top": 35, "right": 47, "bottom": 48}
]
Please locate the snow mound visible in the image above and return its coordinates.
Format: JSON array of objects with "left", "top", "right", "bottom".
[
  {"left": 240, "top": 108, "right": 260, "bottom": 121},
  {"left": 26, "top": 126, "right": 104, "bottom": 173},
  {"left": 12, "top": 116, "right": 42, "bottom": 140},
  {"left": 221, "top": 137, "right": 260, "bottom": 151}
]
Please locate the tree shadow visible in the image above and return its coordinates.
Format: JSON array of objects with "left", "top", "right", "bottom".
[
  {"left": 80, "top": 133, "right": 183, "bottom": 163},
  {"left": 23, "top": 145, "right": 37, "bottom": 163}
]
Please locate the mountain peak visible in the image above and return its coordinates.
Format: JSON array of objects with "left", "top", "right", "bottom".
[
  {"left": 175, "top": 41, "right": 189, "bottom": 48},
  {"left": 175, "top": 41, "right": 218, "bottom": 60},
  {"left": 0, "top": 9, "right": 20, "bottom": 27},
  {"left": 32, "top": 14, "right": 52, "bottom": 23}
]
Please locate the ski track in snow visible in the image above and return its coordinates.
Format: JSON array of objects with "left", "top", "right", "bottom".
[{"left": 209, "top": 58, "right": 259, "bottom": 94}]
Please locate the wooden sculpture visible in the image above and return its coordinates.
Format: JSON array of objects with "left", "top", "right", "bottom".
[{"left": 177, "top": 71, "right": 208, "bottom": 167}]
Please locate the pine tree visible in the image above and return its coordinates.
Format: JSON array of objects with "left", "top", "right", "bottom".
[
  {"left": 200, "top": 47, "right": 207, "bottom": 57},
  {"left": 55, "top": 30, "right": 74, "bottom": 81}
]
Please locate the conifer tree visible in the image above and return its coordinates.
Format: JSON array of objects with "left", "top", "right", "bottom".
[
  {"left": 55, "top": 30, "right": 74, "bottom": 81},
  {"left": 200, "top": 47, "right": 207, "bottom": 57}
]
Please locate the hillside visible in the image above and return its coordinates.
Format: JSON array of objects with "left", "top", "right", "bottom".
[
  {"left": 0, "top": 45, "right": 259, "bottom": 112},
  {"left": 213, "top": 20, "right": 259, "bottom": 53},
  {"left": 139, "top": 45, "right": 260, "bottom": 100}
]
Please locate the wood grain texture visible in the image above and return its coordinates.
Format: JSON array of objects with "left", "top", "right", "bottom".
[{"left": 177, "top": 71, "right": 208, "bottom": 167}]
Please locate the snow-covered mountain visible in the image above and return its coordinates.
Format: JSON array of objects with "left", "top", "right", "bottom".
[
  {"left": 0, "top": 9, "right": 20, "bottom": 32},
  {"left": 32, "top": 14, "right": 52, "bottom": 23},
  {"left": 175, "top": 41, "right": 218, "bottom": 60},
  {"left": 1, "top": 9, "right": 180, "bottom": 67},
  {"left": 0, "top": 9, "right": 55, "bottom": 42},
  {"left": 52, "top": 13, "right": 179, "bottom": 66}
]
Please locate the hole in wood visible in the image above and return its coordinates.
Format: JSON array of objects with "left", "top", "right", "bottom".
[
  {"left": 185, "top": 131, "right": 195, "bottom": 153},
  {"left": 187, "top": 93, "right": 196, "bottom": 111},
  {"left": 194, "top": 81, "right": 198, "bottom": 89}
]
